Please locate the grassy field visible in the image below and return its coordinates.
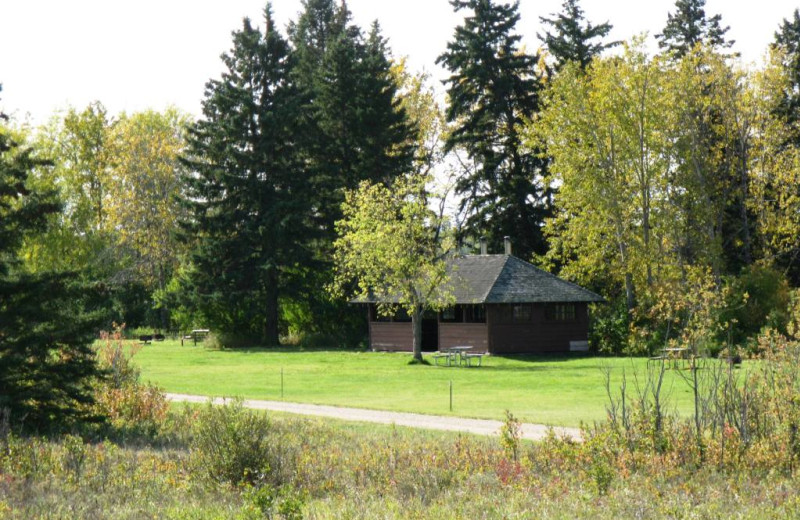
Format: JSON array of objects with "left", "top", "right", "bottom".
[{"left": 133, "top": 340, "right": 700, "bottom": 427}]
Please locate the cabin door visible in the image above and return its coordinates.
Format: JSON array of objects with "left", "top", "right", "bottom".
[{"left": 421, "top": 310, "right": 439, "bottom": 351}]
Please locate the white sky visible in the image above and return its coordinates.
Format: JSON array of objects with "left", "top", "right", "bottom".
[{"left": 1, "top": 0, "right": 797, "bottom": 124}]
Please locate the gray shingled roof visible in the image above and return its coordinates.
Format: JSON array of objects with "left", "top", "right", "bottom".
[
  {"left": 445, "top": 255, "right": 604, "bottom": 304},
  {"left": 356, "top": 254, "right": 603, "bottom": 304}
]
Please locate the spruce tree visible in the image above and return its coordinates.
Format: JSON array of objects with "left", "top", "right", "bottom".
[
  {"left": 438, "top": 0, "right": 548, "bottom": 259},
  {"left": 287, "top": 1, "right": 415, "bottom": 341},
  {"left": 773, "top": 9, "right": 800, "bottom": 146},
  {"left": 180, "top": 7, "right": 308, "bottom": 345},
  {"left": 770, "top": 9, "right": 800, "bottom": 283},
  {"left": 538, "top": 0, "right": 618, "bottom": 71},
  {"left": 657, "top": 0, "right": 734, "bottom": 57},
  {"left": 290, "top": 1, "right": 415, "bottom": 236},
  {"left": 0, "top": 90, "right": 102, "bottom": 430}
]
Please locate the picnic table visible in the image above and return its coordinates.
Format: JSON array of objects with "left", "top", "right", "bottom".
[
  {"left": 433, "top": 346, "right": 485, "bottom": 367},
  {"left": 181, "top": 329, "right": 210, "bottom": 346},
  {"left": 649, "top": 347, "right": 691, "bottom": 369}
]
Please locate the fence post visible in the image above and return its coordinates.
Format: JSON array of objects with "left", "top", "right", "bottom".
[
  {"left": 449, "top": 380, "right": 453, "bottom": 412},
  {"left": 281, "top": 368, "right": 284, "bottom": 399}
]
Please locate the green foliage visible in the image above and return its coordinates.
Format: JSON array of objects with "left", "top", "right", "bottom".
[
  {"left": 589, "top": 300, "right": 630, "bottom": 355},
  {"left": 189, "top": 400, "right": 276, "bottom": 486},
  {"left": 104, "top": 108, "right": 188, "bottom": 304},
  {"left": 773, "top": 9, "right": 800, "bottom": 145},
  {"left": 91, "top": 325, "right": 170, "bottom": 438},
  {"left": 499, "top": 410, "right": 521, "bottom": 462},
  {"left": 21, "top": 102, "right": 115, "bottom": 277},
  {"left": 438, "top": 0, "right": 549, "bottom": 259},
  {"left": 180, "top": 9, "right": 309, "bottom": 346},
  {"left": 538, "top": 0, "right": 618, "bottom": 71},
  {"left": 0, "top": 115, "right": 103, "bottom": 432},
  {"left": 243, "top": 485, "right": 305, "bottom": 520},
  {"left": 656, "top": 0, "right": 733, "bottom": 57},
  {"left": 289, "top": 0, "right": 415, "bottom": 238},
  {"left": 724, "top": 265, "right": 791, "bottom": 346},
  {"left": 535, "top": 43, "right": 674, "bottom": 311},
  {"left": 332, "top": 174, "right": 454, "bottom": 360}
]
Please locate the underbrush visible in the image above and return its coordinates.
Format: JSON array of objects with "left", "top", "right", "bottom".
[
  {"left": 2, "top": 400, "right": 800, "bottom": 518},
  {"left": 3, "top": 327, "right": 800, "bottom": 518}
]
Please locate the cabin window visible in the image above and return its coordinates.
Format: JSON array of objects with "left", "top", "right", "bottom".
[
  {"left": 463, "top": 304, "right": 486, "bottom": 323},
  {"left": 440, "top": 305, "right": 463, "bottom": 323},
  {"left": 512, "top": 304, "right": 532, "bottom": 322},
  {"left": 545, "top": 303, "right": 576, "bottom": 322},
  {"left": 393, "top": 307, "right": 412, "bottom": 322}
]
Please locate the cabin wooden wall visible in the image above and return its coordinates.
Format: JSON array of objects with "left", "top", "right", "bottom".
[
  {"left": 487, "top": 303, "right": 589, "bottom": 354},
  {"left": 369, "top": 322, "right": 413, "bottom": 351},
  {"left": 439, "top": 323, "right": 489, "bottom": 353}
]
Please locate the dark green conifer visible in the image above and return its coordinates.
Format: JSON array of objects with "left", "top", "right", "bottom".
[
  {"left": 657, "top": 0, "right": 734, "bottom": 57},
  {"left": 0, "top": 88, "right": 102, "bottom": 430},
  {"left": 438, "top": 0, "right": 549, "bottom": 259},
  {"left": 180, "top": 7, "right": 308, "bottom": 345},
  {"left": 773, "top": 8, "right": 800, "bottom": 145},
  {"left": 291, "top": 1, "right": 415, "bottom": 236},
  {"left": 538, "top": 0, "right": 618, "bottom": 71}
]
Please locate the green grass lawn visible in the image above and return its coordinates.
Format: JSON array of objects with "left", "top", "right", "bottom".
[{"left": 132, "top": 340, "right": 704, "bottom": 427}]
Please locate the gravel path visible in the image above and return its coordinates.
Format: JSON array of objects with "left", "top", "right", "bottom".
[{"left": 166, "top": 393, "right": 582, "bottom": 441}]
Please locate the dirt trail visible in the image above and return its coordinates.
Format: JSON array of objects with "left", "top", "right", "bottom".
[{"left": 165, "top": 393, "right": 582, "bottom": 441}]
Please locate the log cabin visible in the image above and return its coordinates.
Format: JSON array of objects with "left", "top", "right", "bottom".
[{"left": 362, "top": 240, "right": 604, "bottom": 355}]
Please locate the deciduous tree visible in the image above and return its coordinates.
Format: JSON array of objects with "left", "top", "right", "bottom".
[
  {"left": 534, "top": 43, "right": 674, "bottom": 313},
  {"left": 331, "top": 174, "right": 454, "bottom": 361}
]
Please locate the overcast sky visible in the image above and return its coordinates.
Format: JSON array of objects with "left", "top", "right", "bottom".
[{"left": 1, "top": 0, "right": 797, "bottom": 124}]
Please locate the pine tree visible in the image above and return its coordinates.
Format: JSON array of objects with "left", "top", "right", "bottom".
[
  {"left": 657, "top": 0, "right": 734, "bottom": 57},
  {"left": 438, "top": 0, "right": 548, "bottom": 259},
  {"left": 538, "top": 0, "right": 618, "bottom": 71},
  {"left": 773, "top": 8, "right": 800, "bottom": 146},
  {"left": 0, "top": 90, "right": 102, "bottom": 430},
  {"left": 180, "top": 7, "right": 309, "bottom": 346}
]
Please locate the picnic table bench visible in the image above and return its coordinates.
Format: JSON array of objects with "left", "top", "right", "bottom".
[
  {"left": 181, "top": 329, "right": 210, "bottom": 346},
  {"left": 433, "top": 346, "right": 485, "bottom": 367},
  {"left": 138, "top": 333, "right": 165, "bottom": 345}
]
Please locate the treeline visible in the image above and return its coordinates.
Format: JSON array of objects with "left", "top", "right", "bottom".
[{"left": 3, "top": 0, "right": 800, "bottom": 357}]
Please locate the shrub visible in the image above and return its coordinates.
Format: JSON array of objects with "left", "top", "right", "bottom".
[
  {"left": 243, "top": 485, "right": 305, "bottom": 520},
  {"left": 499, "top": 411, "right": 521, "bottom": 462},
  {"left": 190, "top": 400, "right": 275, "bottom": 486},
  {"left": 92, "top": 325, "right": 169, "bottom": 438},
  {"left": 725, "top": 265, "right": 791, "bottom": 347},
  {"left": 589, "top": 299, "right": 630, "bottom": 355}
]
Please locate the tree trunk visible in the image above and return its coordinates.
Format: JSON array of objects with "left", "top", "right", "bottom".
[
  {"left": 263, "top": 267, "right": 280, "bottom": 346},
  {"left": 411, "top": 303, "right": 423, "bottom": 362},
  {"left": 625, "top": 272, "right": 636, "bottom": 315}
]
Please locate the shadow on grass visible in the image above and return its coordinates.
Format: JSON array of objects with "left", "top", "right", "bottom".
[{"left": 202, "top": 345, "right": 370, "bottom": 354}]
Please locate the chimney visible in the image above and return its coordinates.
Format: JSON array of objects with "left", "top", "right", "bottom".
[
  {"left": 504, "top": 236, "right": 512, "bottom": 255},
  {"left": 479, "top": 236, "right": 487, "bottom": 255}
]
